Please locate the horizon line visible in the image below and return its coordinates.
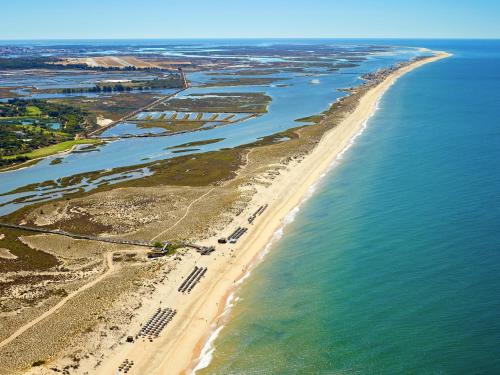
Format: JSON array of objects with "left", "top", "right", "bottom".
[{"left": 1, "top": 37, "right": 500, "bottom": 42}]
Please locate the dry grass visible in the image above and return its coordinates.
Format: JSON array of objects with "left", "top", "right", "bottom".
[{"left": 0, "top": 261, "right": 170, "bottom": 374}]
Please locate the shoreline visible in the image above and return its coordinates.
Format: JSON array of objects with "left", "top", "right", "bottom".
[
  {"left": 190, "top": 70, "right": 383, "bottom": 374},
  {"left": 83, "top": 51, "right": 450, "bottom": 375},
  {"left": 185, "top": 51, "right": 452, "bottom": 374}
]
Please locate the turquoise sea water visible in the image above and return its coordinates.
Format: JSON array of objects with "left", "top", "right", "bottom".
[{"left": 199, "top": 40, "right": 500, "bottom": 374}]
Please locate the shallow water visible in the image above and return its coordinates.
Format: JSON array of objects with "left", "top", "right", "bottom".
[
  {"left": 199, "top": 40, "right": 500, "bottom": 374},
  {"left": 0, "top": 42, "right": 421, "bottom": 215}
]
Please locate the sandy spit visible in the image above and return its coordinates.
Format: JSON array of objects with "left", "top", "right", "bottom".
[{"left": 92, "top": 52, "right": 451, "bottom": 375}]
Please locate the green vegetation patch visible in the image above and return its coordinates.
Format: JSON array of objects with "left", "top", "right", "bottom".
[
  {"left": 0, "top": 98, "right": 96, "bottom": 167},
  {"left": 152, "top": 242, "right": 182, "bottom": 254},
  {"left": 25, "top": 106, "right": 42, "bottom": 116},
  {"left": 295, "top": 114, "right": 325, "bottom": 124},
  {"left": 0, "top": 99, "right": 89, "bottom": 134},
  {"left": 167, "top": 138, "right": 225, "bottom": 149},
  {"left": 2, "top": 139, "right": 102, "bottom": 160}
]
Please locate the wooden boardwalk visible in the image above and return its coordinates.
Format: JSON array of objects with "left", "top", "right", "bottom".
[
  {"left": 0, "top": 222, "right": 215, "bottom": 255},
  {"left": 0, "top": 222, "right": 152, "bottom": 247}
]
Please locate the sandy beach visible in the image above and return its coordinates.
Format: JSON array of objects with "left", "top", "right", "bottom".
[{"left": 83, "top": 51, "right": 451, "bottom": 375}]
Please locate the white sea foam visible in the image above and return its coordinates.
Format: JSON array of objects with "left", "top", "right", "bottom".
[
  {"left": 191, "top": 288, "right": 242, "bottom": 374},
  {"left": 336, "top": 94, "right": 382, "bottom": 163},
  {"left": 191, "top": 325, "right": 224, "bottom": 374},
  {"left": 236, "top": 269, "right": 252, "bottom": 285}
]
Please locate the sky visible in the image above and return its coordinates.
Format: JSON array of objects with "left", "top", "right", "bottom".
[{"left": 1, "top": 0, "right": 500, "bottom": 40}]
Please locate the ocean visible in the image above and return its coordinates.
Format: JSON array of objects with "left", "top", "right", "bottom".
[{"left": 198, "top": 40, "right": 500, "bottom": 374}]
